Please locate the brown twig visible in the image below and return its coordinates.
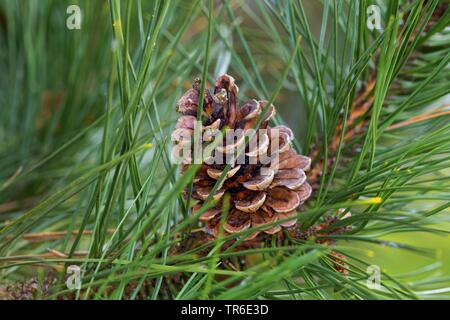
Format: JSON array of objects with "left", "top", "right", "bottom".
[
  {"left": 0, "top": 197, "right": 40, "bottom": 215},
  {"left": 309, "top": 75, "right": 377, "bottom": 187},
  {"left": 5, "top": 229, "right": 116, "bottom": 242},
  {"left": 387, "top": 104, "right": 450, "bottom": 130}
]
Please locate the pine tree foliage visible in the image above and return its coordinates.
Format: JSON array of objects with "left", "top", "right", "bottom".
[{"left": 0, "top": 0, "right": 449, "bottom": 299}]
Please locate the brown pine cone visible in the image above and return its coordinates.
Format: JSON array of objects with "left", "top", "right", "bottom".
[
  {"left": 172, "top": 74, "right": 312, "bottom": 240},
  {"left": 330, "top": 251, "right": 349, "bottom": 276}
]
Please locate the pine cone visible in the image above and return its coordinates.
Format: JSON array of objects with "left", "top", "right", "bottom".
[{"left": 172, "top": 74, "right": 312, "bottom": 240}]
